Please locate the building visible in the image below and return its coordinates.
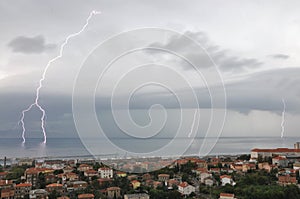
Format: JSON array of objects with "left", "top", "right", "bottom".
[
  {"left": 71, "top": 181, "right": 87, "bottom": 190},
  {"left": 204, "top": 178, "right": 214, "bottom": 186},
  {"left": 177, "top": 182, "right": 195, "bottom": 196},
  {"left": 0, "top": 180, "right": 14, "bottom": 199},
  {"left": 272, "top": 156, "right": 288, "bottom": 167},
  {"left": 0, "top": 172, "right": 8, "bottom": 180},
  {"left": 84, "top": 169, "right": 98, "bottom": 178},
  {"left": 131, "top": 180, "right": 141, "bottom": 189},
  {"left": 200, "top": 172, "right": 212, "bottom": 183},
  {"left": 278, "top": 175, "right": 297, "bottom": 186},
  {"left": 78, "top": 164, "right": 92, "bottom": 172},
  {"left": 29, "top": 189, "right": 48, "bottom": 199},
  {"left": 124, "top": 193, "right": 150, "bottom": 199},
  {"left": 219, "top": 193, "right": 236, "bottom": 199},
  {"left": 106, "top": 187, "right": 121, "bottom": 199},
  {"left": 15, "top": 183, "right": 32, "bottom": 198},
  {"left": 45, "top": 183, "right": 64, "bottom": 194},
  {"left": 220, "top": 175, "right": 236, "bottom": 186},
  {"left": 157, "top": 174, "right": 170, "bottom": 182},
  {"left": 25, "top": 169, "right": 39, "bottom": 188},
  {"left": 293, "top": 162, "right": 300, "bottom": 170},
  {"left": 18, "top": 159, "right": 33, "bottom": 166},
  {"left": 98, "top": 167, "right": 113, "bottom": 179},
  {"left": 116, "top": 171, "right": 127, "bottom": 178},
  {"left": 77, "top": 194, "right": 94, "bottom": 199},
  {"left": 251, "top": 148, "right": 300, "bottom": 159},
  {"left": 1, "top": 189, "right": 14, "bottom": 199}
]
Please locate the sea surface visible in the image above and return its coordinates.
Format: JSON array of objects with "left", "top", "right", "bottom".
[{"left": 0, "top": 137, "right": 299, "bottom": 161}]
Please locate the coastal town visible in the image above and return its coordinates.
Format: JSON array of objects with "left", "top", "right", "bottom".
[{"left": 2, "top": 143, "right": 300, "bottom": 199}]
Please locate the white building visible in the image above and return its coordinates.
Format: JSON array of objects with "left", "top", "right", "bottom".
[
  {"left": 220, "top": 175, "right": 236, "bottom": 186},
  {"left": 98, "top": 167, "right": 113, "bottom": 179},
  {"left": 200, "top": 172, "right": 212, "bottom": 183},
  {"left": 272, "top": 156, "right": 288, "bottom": 167},
  {"left": 178, "top": 182, "right": 195, "bottom": 196}
]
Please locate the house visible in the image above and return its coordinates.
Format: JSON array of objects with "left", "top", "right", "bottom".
[
  {"left": 219, "top": 193, "right": 236, "bottom": 199},
  {"left": 177, "top": 182, "right": 195, "bottom": 196},
  {"left": 278, "top": 175, "right": 297, "bottom": 186},
  {"left": 106, "top": 187, "right": 121, "bottom": 199},
  {"left": 84, "top": 169, "right": 98, "bottom": 178},
  {"left": 57, "top": 172, "right": 79, "bottom": 182},
  {"left": 72, "top": 181, "right": 87, "bottom": 190},
  {"left": 272, "top": 156, "right": 288, "bottom": 167},
  {"left": 0, "top": 180, "right": 14, "bottom": 199},
  {"left": 78, "top": 194, "right": 94, "bottom": 199},
  {"left": 193, "top": 168, "right": 208, "bottom": 176},
  {"left": 142, "top": 173, "right": 151, "bottom": 181},
  {"left": 124, "top": 193, "right": 150, "bottom": 199},
  {"left": 78, "top": 164, "right": 92, "bottom": 172},
  {"left": 63, "top": 166, "right": 74, "bottom": 174},
  {"left": 29, "top": 189, "right": 48, "bottom": 199},
  {"left": 45, "top": 175, "right": 56, "bottom": 184},
  {"left": 0, "top": 172, "right": 8, "bottom": 180},
  {"left": 204, "top": 178, "right": 214, "bottom": 186},
  {"left": 210, "top": 168, "right": 220, "bottom": 174},
  {"left": 45, "top": 183, "right": 64, "bottom": 194},
  {"left": 258, "top": 162, "right": 273, "bottom": 172},
  {"left": 1, "top": 189, "right": 14, "bottom": 199},
  {"left": 158, "top": 174, "right": 170, "bottom": 182},
  {"left": 98, "top": 167, "right": 113, "bottom": 179},
  {"left": 116, "top": 171, "right": 127, "bottom": 178},
  {"left": 25, "top": 168, "right": 39, "bottom": 188},
  {"left": 220, "top": 175, "right": 236, "bottom": 186},
  {"left": 168, "top": 179, "right": 180, "bottom": 188},
  {"left": 152, "top": 181, "right": 163, "bottom": 189},
  {"left": 293, "top": 162, "right": 300, "bottom": 170},
  {"left": 15, "top": 183, "right": 32, "bottom": 198},
  {"left": 131, "top": 180, "right": 141, "bottom": 189},
  {"left": 200, "top": 172, "right": 212, "bottom": 183},
  {"left": 98, "top": 178, "right": 113, "bottom": 186}
]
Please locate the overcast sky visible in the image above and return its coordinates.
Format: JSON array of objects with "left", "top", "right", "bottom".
[{"left": 1, "top": 0, "right": 300, "bottom": 140}]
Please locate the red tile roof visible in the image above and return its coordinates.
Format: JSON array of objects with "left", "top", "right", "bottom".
[
  {"left": 78, "top": 194, "right": 94, "bottom": 199},
  {"left": 178, "top": 182, "right": 189, "bottom": 188},
  {"left": 106, "top": 187, "right": 121, "bottom": 191},
  {"left": 220, "top": 175, "right": 232, "bottom": 179},
  {"left": 15, "top": 183, "right": 32, "bottom": 187},
  {"left": 220, "top": 192, "right": 235, "bottom": 197},
  {"left": 252, "top": 148, "right": 300, "bottom": 153},
  {"left": 46, "top": 183, "right": 63, "bottom": 188}
]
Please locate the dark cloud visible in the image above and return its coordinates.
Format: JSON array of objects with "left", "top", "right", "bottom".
[
  {"left": 8, "top": 35, "right": 56, "bottom": 54},
  {"left": 269, "top": 54, "right": 290, "bottom": 60},
  {"left": 148, "top": 31, "right": 263, "bottom": 72}
]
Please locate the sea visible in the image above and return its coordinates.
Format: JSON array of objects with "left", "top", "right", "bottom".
[{"left": 0, "top": 137, "right": 299, "bottom": 162}]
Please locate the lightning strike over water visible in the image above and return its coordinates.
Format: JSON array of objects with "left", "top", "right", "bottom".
[
  {"left": 19, "top": 10, "right": 101, "bottom": 144},
  {"left": 281, "top": 98, "right": 286, "bottom": 138}
]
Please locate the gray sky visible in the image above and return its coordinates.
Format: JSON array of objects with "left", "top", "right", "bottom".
[{"left": 1, "top": 0, "right": 300, "bottom": 139}]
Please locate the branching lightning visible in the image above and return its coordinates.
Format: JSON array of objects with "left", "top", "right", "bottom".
[
  {"left": 281, "top": 98, "right": 286, "bottom": 138},
  {"left": 19, "top": 10, "right": 101, "bottom": 144}
]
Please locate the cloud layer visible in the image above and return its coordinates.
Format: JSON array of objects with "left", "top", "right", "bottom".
[{"left": 8, "top": 35, "right": 56, "bottom": 54}]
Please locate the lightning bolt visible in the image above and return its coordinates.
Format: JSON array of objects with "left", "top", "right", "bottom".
[
  {"left": 281, "top": 98, "right": 286, "bottom": 138},
  {"left": 19, "top": 10, "right": 101, "bottom": 144}
]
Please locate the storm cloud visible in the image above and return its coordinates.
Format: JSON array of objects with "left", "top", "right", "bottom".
[
  {"left": 270, "top": 54, "right": 290, "bottom": 60},
  {"left": 148, "top": 31, "right": 263, "bottom": 73},
  {"left": 8, "top": 35, "right": 56, "bottom": 54}
]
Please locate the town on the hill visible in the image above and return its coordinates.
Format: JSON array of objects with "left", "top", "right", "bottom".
[{"left": 2, "top": 143, "right": 300, "bottom": 199}]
